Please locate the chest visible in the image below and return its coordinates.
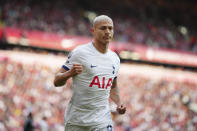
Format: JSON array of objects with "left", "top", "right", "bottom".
[{"left": 82, "top": 54, "right": 117, "bottom": 77}]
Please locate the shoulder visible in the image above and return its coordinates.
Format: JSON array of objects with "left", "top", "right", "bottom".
[
  {"left": 71, "top": 43, "right": 91, "bottom": 56},
  {"left": 109, "top": 50, "right": 120, "bottom": 62}
]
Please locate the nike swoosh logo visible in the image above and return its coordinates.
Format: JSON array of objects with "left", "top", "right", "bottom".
[{"left": 91, "top": 65, "right": 97, "bottom": 68}]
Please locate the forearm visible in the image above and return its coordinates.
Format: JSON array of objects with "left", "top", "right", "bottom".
[
  {"left": 110, "top": 86, "right": 121, "bottom": 106},
  {"left": 110, "top": 78, "right": 126, "bottom": 114},
  {"left": 54, "top": 71, "right": 71, "bottom": 87},
  {"left": 54, "top": 64, "right": 83, "bottom": 87}
]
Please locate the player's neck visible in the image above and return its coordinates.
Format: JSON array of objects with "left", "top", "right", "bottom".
[{"left": 92, "top": 41, "right": 109, "bottom": 54}]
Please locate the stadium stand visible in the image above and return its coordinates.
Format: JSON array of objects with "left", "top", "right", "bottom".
[
  {"left": 0, "top": 50, "right": 197, "bottom": 131},
  {"left": 0, "top": 0, "right": 197, "bottom": 52}
]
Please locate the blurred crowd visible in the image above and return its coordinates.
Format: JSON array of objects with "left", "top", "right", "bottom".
[
  {"left": 0, "top": 56, "right": 69, "bottom": 131},
  {"left": 116, "top": 74, "right": 197, "bottom": 131},
  {"left": 1, "top": 51, "right": 197, "bottom": 131},
  {"left": 0, "top": 0, "right": 197, "bottom": 52}
]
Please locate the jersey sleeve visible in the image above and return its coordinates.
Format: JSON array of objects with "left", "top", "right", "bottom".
[
  {"left": 114, "top": 53, "right": 120, "bottom": 77},
  {"left": 62, "top": 48, "right": 81, "bottom": 70}
]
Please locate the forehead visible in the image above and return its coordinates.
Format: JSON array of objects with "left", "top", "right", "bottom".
[{"left": 94, "top": 20, "right": 113, "bottom": 28}]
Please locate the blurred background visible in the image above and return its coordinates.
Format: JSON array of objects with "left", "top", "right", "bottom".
[{"left": 0, "top": 0, "right": 197, "bottom": 130}]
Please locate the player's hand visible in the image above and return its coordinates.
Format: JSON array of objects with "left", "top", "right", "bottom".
[
  {"left": 117, "top": 104, "right": 126, "bottom": 114},
  {"left": 69, "top": 64, "right": 83, "bottom": 76}
]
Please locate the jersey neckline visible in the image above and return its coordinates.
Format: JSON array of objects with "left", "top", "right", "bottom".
[{"left": 90, "top": 42, "right": 110, "bottom": 56}]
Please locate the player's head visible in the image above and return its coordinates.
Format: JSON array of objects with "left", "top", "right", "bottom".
[{"left": 91, "top": 15, "right": 114, "bottom": 44}]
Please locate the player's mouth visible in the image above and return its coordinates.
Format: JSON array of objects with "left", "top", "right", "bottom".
[{"left": 104, "top": 36, "right": 111, "bottom": 40}]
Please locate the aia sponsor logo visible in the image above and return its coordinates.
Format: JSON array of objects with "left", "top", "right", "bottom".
[
  {"left": 89, "top": 76, "right": 112, "bottom": 89},
  {"left": 112, "top": 65, "right": 115, "bottom": 74}
]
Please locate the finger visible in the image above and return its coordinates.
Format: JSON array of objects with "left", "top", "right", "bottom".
[
  {"left": 73, "top": 65, "right": 82, "bottom": 69},
  {"left": 120, "top": 104, "right": 125, "bottom": 108},
  {"left": 118, "top": 106, "right": 124, "bottom": 110},
  {"left": 120, "top": 109, "right": 126, "bottom": 114},
  {"left": 76, "top": 68, "right": 83, "bottom": 72},
  {"left": 76, "top": 68, "right": 83, "bottom": 73},
  {"left": 121, "top": 106, "right": 126, "bottom": 110},
  {"left": 118, "top": 110, "right": 125, "bottom": 114},
  {"left": 72, "top": 68, "right": 82, "bottom": 72},
  {"left": 73, "top": 66, "right": 83, "bottom": 70},
  {"left": 76, "top": 70, "right": 82, "bottom": 74},
  {"left": 117, "top": 107, "right": 126, "bottom": 114},
  {"left": 118, "top": 107, "right": 126, "bottom": 111},
  {"left": 74, "top": 66, "right": 83, "bottom": 69},
  {"left": 73, "top": 64, "right": 82, "bottom": 67}
]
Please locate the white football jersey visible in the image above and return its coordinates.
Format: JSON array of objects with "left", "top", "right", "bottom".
[{"left": 62, "top": 42, "right": 120, "bottom": 127}]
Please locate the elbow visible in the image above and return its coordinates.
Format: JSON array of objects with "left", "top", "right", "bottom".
[
  {"left": 54, "top": 82, "right": 62, "bottom": 87},
  {"left": 53, "top": 78, "right": 65, "bottom": 87},
  {"left": 53, "top": 80, "right": 58, "bottom": 87},
  {"left": 54, "top": 82, "right": 59, "bottom": 87},
  {"left": 53, "top": 79, "right": 61, "bottom": 87}
]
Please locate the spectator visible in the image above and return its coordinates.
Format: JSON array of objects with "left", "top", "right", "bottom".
[
  {"left": 1, "top": 50, "right": 197, "bottom": 130},
  {"left": 23, "top": 112, "right": 34, "bottom": 131},
  {"left": 40, "top": 116, "right": 48, "bottom": 131},
  {"left": 0, "top": 0, "right": 197, "bottom": 52}
]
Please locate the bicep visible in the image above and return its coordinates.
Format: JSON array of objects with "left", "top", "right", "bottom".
[{"left": 63, "top": 49, "right": 82, "bottom": 69}]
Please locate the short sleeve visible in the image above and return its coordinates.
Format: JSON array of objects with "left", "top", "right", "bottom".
[
  {"left": 114, "top": 53, "right": 120, "bottom": 77},
  {"left": 62, "top": 48, "right": 81, "bottom": 70},
  {"left": 115, "top": 58, "right": 120, "bottom": 77}
]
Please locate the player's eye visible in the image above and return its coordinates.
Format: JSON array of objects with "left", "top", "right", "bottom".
[
  {"left": 108, "top": 27, "right": 113, "bottom": 30},
  {"left": 100, "top": 26, "right": 106, "bottom": 30}
]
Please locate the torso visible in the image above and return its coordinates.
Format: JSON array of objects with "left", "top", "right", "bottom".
[{"left": 64, "top": 42, "right": 120, "bottom": 126}]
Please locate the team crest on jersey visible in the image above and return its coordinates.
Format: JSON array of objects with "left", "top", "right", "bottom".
[
  {"left": 112, "top": 65, "right": 115, "bottom": 74},
  {"left": 107, "top": 125, "right": 113, "bottom": 131}
]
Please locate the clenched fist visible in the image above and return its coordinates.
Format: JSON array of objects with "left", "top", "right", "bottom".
[
  {"left": 69, "top": 64, "right": 83, "bottom": 76},
  {"left": 117, "top": 104, "right": 126, "bottom": 114}
]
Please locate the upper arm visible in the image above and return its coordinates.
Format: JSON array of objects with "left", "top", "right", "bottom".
[{"left": 62, "top": 48, "right": 82, "bottom": 70}]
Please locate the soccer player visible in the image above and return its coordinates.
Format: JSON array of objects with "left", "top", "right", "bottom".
[{"left": 54, "top": 15, "right": 126, "bottom": 131}]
